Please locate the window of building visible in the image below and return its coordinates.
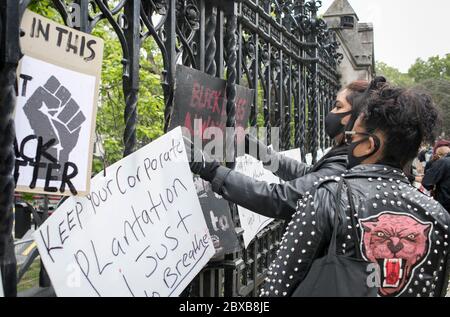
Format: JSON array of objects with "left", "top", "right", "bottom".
[{"left": 341, "top": 16, "right": 355, "bottom": 29}]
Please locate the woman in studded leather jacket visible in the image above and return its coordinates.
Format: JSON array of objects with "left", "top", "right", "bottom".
[
  {"left": 187, "top": 79, "right": 388, "bottom": 220},
  {"left": 260, "top": 84, "right": 450, "bottom": 297}
]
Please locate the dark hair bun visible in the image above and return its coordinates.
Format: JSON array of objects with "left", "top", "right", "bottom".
[
  {"left": 368, "top": 76, "right": 387, "bottom": 92},
  {"left": 362, "top": 85, "right": 442, "bottom": 166}
]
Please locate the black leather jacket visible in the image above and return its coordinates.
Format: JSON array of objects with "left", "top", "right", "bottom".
[
  {"left": 209, "top": 148, "right": 347, "bottom": 220},
  {"left": 260, "top": 164, "right": 450, "bottom": 297}
]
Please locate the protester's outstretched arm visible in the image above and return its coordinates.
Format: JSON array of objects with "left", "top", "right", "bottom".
[
  {"left": 210, "top": 166, "right": 305, "bottom": 220},
  {"left": 245, "top": 134, "right": 311, "bottom": 181},
  {"left": 198, "top": 164, "right": 343, "bottom": 220},
  {"left": 185, "top": 136, "right": 342, "bottom": 220},
  {"left": 270, "top": 155, "right": 312, "bottom": 181}
]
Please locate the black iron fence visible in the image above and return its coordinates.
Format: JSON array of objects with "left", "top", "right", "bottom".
[{"left": 0, "top": 0, "right": 341, "bottom": 297}]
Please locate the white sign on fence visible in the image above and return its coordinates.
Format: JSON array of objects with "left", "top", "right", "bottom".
[
  {"left": 305, "top": 153, "right": 313, "bottom": 165},
  {"left": 317, "top": 148, "right": 324, "bottom": 161},
  {"left": 33, "top": 127, "right": 215, "bottom": 297},
  {"left": 15, "top": 10, "right": 104, "bottom": 196},
  {"left": 235, "top": 155, "right": 278, "bottom": 248},
  {"left": 0, "top": 268, "right": 4, "bottom": 297},
  {"left": 280, "top": 148, "right": 302, "bottom": 162}
]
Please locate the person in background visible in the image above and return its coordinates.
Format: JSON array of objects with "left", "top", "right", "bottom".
[
  {"left": 423, "top": 145, "right": 450, "bottom": 213},
  {"left": 425, "top": 140, "right": 450, "bottom": 172},
  {"left": 260, "top": 83, "right": 450, "bottom": 297},
  {"left": 403, "top": 159, "right": 420, "bottom": 186},
  {"left": 414, "top": 157, "right": 425, "bottom": 181},
  {"left": 418, "top": 145, "right": 432, "bottom": 167},
  {"left": 434, "top": 145, "right": 450, "bottom": 161}
]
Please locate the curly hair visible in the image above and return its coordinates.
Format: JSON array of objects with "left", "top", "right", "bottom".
[
  {"left": 343, "top": 77, "right": 387, "bottom": 133},
  {"left": 361, "top": 85, "right": 442, "bottom": 168}
]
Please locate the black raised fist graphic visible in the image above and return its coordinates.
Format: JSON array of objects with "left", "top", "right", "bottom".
[{"left": 23, "top": 76, "right": 86, "bottom": 179}]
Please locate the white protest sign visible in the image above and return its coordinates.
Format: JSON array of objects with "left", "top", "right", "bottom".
[
  {"left": 33, "top": 127, "right": 215, "bottom": 297},
  {"left": 15, "top": 10, "right": 104, "bottom": 196},
  {"left": 280, "top": 148, "right": 302, "bottom": 162},
  {"left": 317, "top": 148, "right": 324, "bottom": 161},
  {"left": 0, "top": 269, "right": 4, "bottom": 297},
  {"left": 305, "top": 153, "right": 313, "bottom": 165},
  {"left": 235, "top": 155, "right": 278, "bottom": 248}
]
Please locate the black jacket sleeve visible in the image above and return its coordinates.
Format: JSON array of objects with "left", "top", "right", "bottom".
[
  {"left": 422, "top": 159, "right": 446, "bottom": 190},
  {"left": 269, "top": 155, "right": 312, "bottom": 181},
  {"left": 210, "top": 161, "right": 345, "bottom": 220}
]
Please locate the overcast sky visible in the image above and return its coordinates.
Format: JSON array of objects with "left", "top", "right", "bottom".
[{"left": 318, "top": 0, "right": 450, "bottom": 73}]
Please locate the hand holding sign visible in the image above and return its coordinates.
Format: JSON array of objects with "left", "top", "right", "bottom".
[
  {"left": 23, "top": 76, "right": 86, "bottom": 168},
  {"left": 183, "top": 136, "right": 220, "bottom": 182}
]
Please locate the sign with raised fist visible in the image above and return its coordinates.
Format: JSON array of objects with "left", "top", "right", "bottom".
[{"left": 14, "top": 10, "right": 104, "bottom": 196}]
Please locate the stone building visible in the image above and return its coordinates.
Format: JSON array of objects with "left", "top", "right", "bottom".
[{"left": 323, "top": 0, "right": 375, "bottom": 87}]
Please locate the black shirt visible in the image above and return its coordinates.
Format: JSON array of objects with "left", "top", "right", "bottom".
[
  {"left": 423, "top": 153, "right": 450, "bottom": 212},
  {"left": 418, "top": 149, "right": 427, "bottom": 162}
]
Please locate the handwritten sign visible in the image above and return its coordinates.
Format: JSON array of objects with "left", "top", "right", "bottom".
[
  {"left": 235, "top": 155, "right": 279, "bottom": 248},
  {"left": 14, "top": 10, "right": 104, "bottom": 196},
  {"left": 33, "top": 127, "right": 214, "bottom": 297},
  {"left": 169, "top": 65, "right": 252, "bottom": 254},
  {"left": 169, "top": 65, "right": 253, "bottom": 147},
  {"left": 280, "top": 148, "right": 302, "bottom": 162}
]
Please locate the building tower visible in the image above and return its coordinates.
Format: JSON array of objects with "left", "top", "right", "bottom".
[{"left": 323, "top": 0, "right": 375, "bottom": 87}]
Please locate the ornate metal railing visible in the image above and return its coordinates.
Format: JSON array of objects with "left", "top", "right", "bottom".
[{"left": 0, "top": 0, "right": 340, "bottom": 297}]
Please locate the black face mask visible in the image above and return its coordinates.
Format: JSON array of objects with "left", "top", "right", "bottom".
[
  {"left": 347, "top": 134, "right": 381, "bottom": 170},
  {"left": 325, "top": 110, "right": 352, "bottom": 139}
]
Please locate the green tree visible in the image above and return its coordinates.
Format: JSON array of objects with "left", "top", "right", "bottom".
[
  {"left": 93, "top": 24, "right": 165, "bottom": 172},
  {"left": 28, "top": 0, "right": 63, "bottom": 22},
  {"left": 408, "top": 54, "right": 450, "bottom": 83},
  {"left": 415, "top": 79, "right": 450, "bottom": 138},
  {"left": 376, "top": 61, "right": 414, "bottom": 87},
  {"left": 407, "top": 55, "right": 450, "bottom": 138}
]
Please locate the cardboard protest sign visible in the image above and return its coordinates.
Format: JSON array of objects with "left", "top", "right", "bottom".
[
  {"left": 169, "top": 65, "right": 253, "bottom": 148},
  {"left": 33, "top": 127, "right": 215, "bottom": 297},
  {"left": 235, "top": 155, "right": 278, "bottom": 248},
  {"left": 194, "top": 176, "right": 240, "bottom": 257},
  {"left": 14, "top": 10, "right": 104, "bottom": 196},
  {"left": 169, "top": 65, "right": 253, "bottom": 254}
]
